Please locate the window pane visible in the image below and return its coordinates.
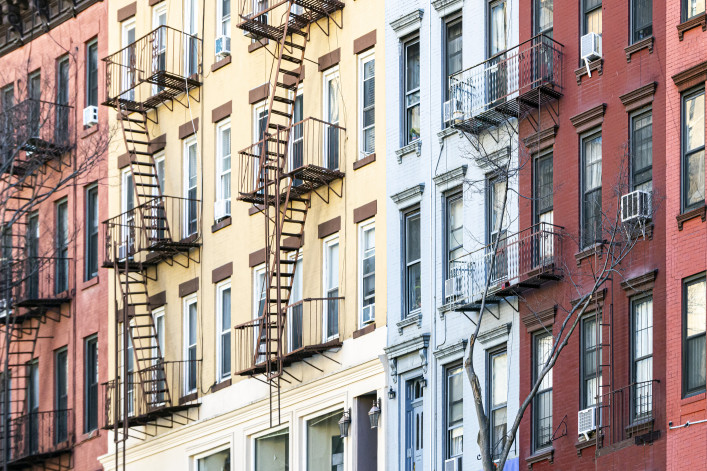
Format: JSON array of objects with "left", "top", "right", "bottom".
[
  {"left": 633, "top": 297, "right": 653, "bottom": 361},
  {"left": 406, "top": 42, "right": 420, "bottom": 92},
  {"left": 197, "top": 449, "right": 230, "bottom": 471},
  {"left": 685, "top": 93, "right": 705, "bottom": 153},
  {"left": 492, "top": 352, "right": 508, "bottom": 407},
  {"left": 255, "top": 429, "right": 289, "bottom": 471},
  {"left": 535, "top": 155, "right": 554, "bottom": 216},
  {"left": 490, "top": 1, "right": 506, "bottom": 55},
  {"left": 406, "top": 213, "right": 421, "bottom": 262},
  {"left": 583, "top": 136, "right": 602, "bottom": 192},
  {"left": 446, "top": 21, "right": 462, "bottom": 78},
  {"left": 307, "top": 411, "right": 344, "bottom": 471},
  {"left": 448, "top": 196, "right": 463, "bottom": 261},
  {"left": 447, "top": 366, "right": 463, "bottom": 458},
  {"left": 687, "top": 335, "right": 706, "bottom": 391},
  {"left": 535, "top": 0, "right": 553, "bottom": 34},
  {"left": 632, "top": 0, "right": 652, "bottom": 41},
  {"left": 535, "top": 333, "right": 553, "bottom": 390},
  {"left": 408, "top": 262, "right": 421, "bottom": 312},
  {"left": 492, "top": 407, "right": 507, "bottom": 457},
  {"left": 687, "top": 0, "right": 706, "bottom": 18},
  {"left": 687, "top": 279, "right": 706, "bottom": 337},
  {"left": 686, "top": 150, "right": 705, "bottom": 208},
  {"left": 632, "top": 112, "right": 653, "bottom": 189}
]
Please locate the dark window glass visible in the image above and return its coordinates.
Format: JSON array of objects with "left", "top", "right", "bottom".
[
  {"left": 86, "top": 40, "right": 99, "bottom": 107},
  {"left": 581, "top": 133, "right": 602, "bottom": 248},
  {"left": 28, "top": 72, "right": 41, "bottom": 137},
  {"left": 404, "top": 209, "right": 421, "bottom": 316},
  {"left": 682, "top": 0, "right": 706, "bottom": 21},
  {"left": 85, "top": 185, "right": 99, "bottom": 280},
  {"left": 682, "top": 89, "right": 705, "bottom": 212},
  {"left": 534, "top": 153, "right": 553, "bottom": 224},
  {"left": 56, "top": 57, "right": 70, "bottom": 144},
  {"left": 632, "top": 0, "right": 652, "bottom": 42},
  {"left": 85, "top": 335, "right": 98, "bottom": 432},
  {"left": 55, "top": 348, "right": 68, "bottom": 443},
  {"left": 56, "top": 200, "right": 69, "bottom": 294},
  {"left": 581, "top": 316, "right": 601, "bottom": 409},
  {"left": 683, "top": 276, "right": 706, "bottom": 397},
  {"left": 583, "top": 0, "right": 602, "bottom": 35},
  {"left": 404, "top": 39, "right": 420, "bottom": 145},
  {"left": 533, "top": 332, "right": 553, "bottom": 451},
  {"left": 534, "top": 0, "right": 553, "bottom": 36},
  {"left": 445, "top": 192, "right": 463, "bottom": 284},
  {"left": 632, "top": 110, "right": 653, "bottom": 191}
]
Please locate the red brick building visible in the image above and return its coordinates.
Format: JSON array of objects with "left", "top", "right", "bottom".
[
  {"left": 0, "top": 0, "right": 109, "bottom": 469},
  {"left": 517, "top": 0, "right": 669, "bottom": 469}
]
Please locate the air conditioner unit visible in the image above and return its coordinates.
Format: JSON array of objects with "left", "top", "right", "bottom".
[
  {"left": 215, "top": 35, "right": 231, "bottom": 59},
  {"left": 580, "top": 33, "right": 602, "bottom": 77},
  {"left": 362, "top": 304, "right": 375, "bottom": 324},
  {"left": 621, "top": 190, "right": 651, "bottom": 223},
  {"left": 83, "top": 106, "right": 98, "bottom": 127},
  {"left": 445, "top": 275, "right": 463, "bottom": 300},
  {"left": 118, "top": 243, "right": 128, "bottom": 260},
  {"left": 214, "top": 199, "right": 231, "bottom": 221},
  {"left": 444, "top": 456, "right": 462, "bottom": 471},
  {"left": 443, "top": 99, "right": 465, "bottom": 125},
  {"left": 578, "top": 406, "right": 598, "bottom": 441}
]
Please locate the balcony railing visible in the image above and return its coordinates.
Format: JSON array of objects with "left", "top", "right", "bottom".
[
  {"left": 0, "top": 409, "right": 73, "bottom": 464},
  {"left": 445, "top": 223, "right": 562, "bottom": 305},
  {"left": 103, "top": 359, "right": 201, "bottom": 429},
  {"left": 600, "top": 380, "right": 660, "bottom": 447},
  {"left": 233, "top": 297, "right": 344, "bottom": 375},
  {"left": 0, "top": 257, "right": 73, "bottom": 309},
  {"left": 445, "top": 34, "right": 563, "bottom": 132},
  {"left": 237, "top": 117, "right": 345, "bottom": 202},
  {"left": 103, "top": 196, "right": 202, "bottom": 265},
  {"left": 103, "top": 26, "right": 202, "bottom": 112},
  {"left": 236, "top": 0, "right": 345, "bottom": 41}
]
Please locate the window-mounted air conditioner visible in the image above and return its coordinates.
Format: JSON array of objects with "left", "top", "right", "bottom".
[
  {"left": 621, "top": 190, "right": 651, "bottom": 223},
  {"left": 443, "top": 99, "right": 465, "bottom": 125},
  {"left": 83, "top": 106, "right": 98, "bottom": 127},
  {"left": 362, "top": 304, "right": 375, "bottom": 324},
  {"left": 580, "top": 32, "right": 602, "bottom": 77},
  {"left": 578, "top": 406, "right": 598, "bottom": 441},
  {"left": 215, "top": 35, "right": 231, "bottom": 59},
  {"left": 445, "top": 275, "right": 463, "bottom": 301},
  {"left": 214, "top": 199, "right": 231, "bottom": 221},
  {"left": 444, "top": 456, "right": 462, "bottom": 471}
]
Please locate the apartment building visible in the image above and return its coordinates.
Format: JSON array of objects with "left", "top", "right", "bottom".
[
  {"left": 0, "top": 0, "right": 110, "bottom": 470},
  {"left": 97, "top": 0, "right": 387, "bottom": 470},
  {"left": 384, "top": 0, "right": 527, "bottom": 470}
]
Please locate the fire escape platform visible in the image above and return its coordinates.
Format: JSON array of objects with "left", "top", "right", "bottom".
[
  {"left": 234, "top": 339, "right": 343, "bottom": 377},
  {"left": 238, "top": 165, "right": 344, "bottom": 205},
  {"left": 5, "top": 447, "right": 73, "bottom": 470},
  {"left": 14, "top": 295, "right": 72, "bottom": 308},
  {"left": 108, "top": 402, "right": 200, "bottom": 430},
  {"left": 237, "top": 0, "right": 345, "bottom": 42},
  {"left": 102, "top": 73, "right": 202, "bottom": 114}
]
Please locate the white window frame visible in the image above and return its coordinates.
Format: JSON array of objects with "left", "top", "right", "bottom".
[
  {"left": 194, "top": 443, "right": 232, "bottom": 471},
  {"left": 120, "top": 168, "right": 134, "bottom": 257},
  {"left": 288, "top": 86, "right": 304, "bottom": 172},
  {"left": 216, "top": 280, "right": 231, "bottom": 383},
  {"left": 183, "top": 137, "right": 198, "bottom": 238},
  {"left": 322, "top": 235, "right": 340, "bottom": 342},
  {"left": 216, "top": 119, "right": 232, "bottom": 218},
  {"left": 322, "top": 67, "right": 341, "bottom": 170},
  {"left": 358, "top": 220, "right": 375, "bottom": 327},
  {"left": 253, "top": 264, "right": 266, "bottom": 320},
  {"left": 252, "top": 102, "right": 268, "bottom": 191},
  {"left": 152, "top": 3, "right": 167, "bottom": 96},
  {"left": 154, "top": 152, "right": 165, "bottom": 195},
  {"left": 216, "top": 0, "right": 231, "bottom": 38},
  {"left": 302, "top": 405, "right": 347, "bottom": 468},
  {"left": 358, "top": 49, "right": 375, "bottom": 158},
  {"left": 121, "top": 20, "right": 136, "bottom": 100},
  {"left": 151, "top": 306, "right": 166, "bottom": 406},
  {"left": 287, "top": 254, "right": 303, "bottom": 353},
  {"left": 183, "top": 295, "right": 198, "bottom": 395},
  {"left": 251, "top": 425, "right": 290, "bottom": 471}
]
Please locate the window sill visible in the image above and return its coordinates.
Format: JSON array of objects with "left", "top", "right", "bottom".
[
  {"left": 211, "top": 55, "right": 231, "bottom": 72},
  {"left": 211, "top": 216, "right": 232, "bottom": 233},
  {"left": 625, "top": 36, "right": 654, "bottom": 62},
  {"left": 625, "top": 417, "right": 654, "bottom": 437},
  {"left": 678, "top": 13, "right": 707, "bottom": 41},
  {"left": 81, "top": 275, "right": 100, "bottom": 291},
  {"left": 396, "top": 311, "right": 422, "bottom": 334},
  {"left": 395, "top": 140, "right": 421, "bottom": 163},
  {"left": 179, "top": 392, "right": 198, "bottom": 405},
  {"left": 353, "top": 153, "right": 376, "bottom": 170},
  {"left": 526, "top": 447, "right": 554, "bottom": 468},
  {"left": 353, "top": 322, "right": 376, "bottom": 338},
  {"left": 248, "top": 39, "right": 269, "bottom": 53},
  {"left": 676, "top": 205, "right": 707, "bottom": 230},
  {"left": 680, "top": 390, "right": 706, "bottom": 406},
  {"left": 574, "top": 59, "right": 603, "bottom": 85},
  {"left": 575, "top": 435, "right": 599, "bottom": 456},
  {"left": 81, "top": 124, "right": 99, "bottom": 139},
  {"left": 212, "top": 378, "right": 231, "bottom": 392},
  {"left": 575, "top": 243, "right": 604, "bottom": 266}
]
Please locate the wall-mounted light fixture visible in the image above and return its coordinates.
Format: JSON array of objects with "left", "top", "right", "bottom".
[
  {"left": 368, "top": 398, "right": 382, "bottom": 429},
  {"left": 338, "top": 408, "right": 351, "bottom": 438},
  {"left": 388, "top": 386, "right": 396, "bottom": 400}
]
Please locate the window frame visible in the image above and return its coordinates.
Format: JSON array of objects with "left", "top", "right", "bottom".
[
  {"left": 216, "top": 118, "right": 232, "bottom": 218},
  {"left": 582, "top": 0, "right": 602, "bottom": 36},
  {"left": 402, "top": 36, "right": 421, "bottom": 146},
  {"left": 443, "top": 16, "right": 463, "bottom": 103},
  {"left": 630, "top": 294, "right": 653, "bottom": 422},
  {"left": 402, "top": 207, "right": 422, "bottom": 317},
  {"left": 580, "top": 314, "right": 601, "bottom": 410},
  {"left": 444, "top": 189, "right": 463, "bottom": 294},
  {"left": 183, "top": 136, "right": 198, "bottom": 238},
  {"left": 322, "top": 234, "right": 340, "bottom": 341},
  {"left": 532, "top": 330, "right": 553, "bottom": 452},
  {"left": 682, "top": 273, "right": 706, "bottom": 398},
  {"left": 253, "top": 264, "right": 266, "bottom": 321},
  {"left": 322, "top": 66, "right": 341, "bottom": 170},
  {"left": 580, "top": 130, "right": 603, "bottom": 249},
  {"left": 85, "top": 184, "right": 99, "bottom": 280},
  {"left": 630, "top": 108, "right": 653, "bottom": 192},
  {"left": 488, "top": 0, "right": 507, "bottom": 58},
  {"left": 183, "top": 294, "right": 198, "bottom": 396},
  {"left": 533, "top": 151, "right": 554, "bottom": 225},
  {"left": 681, "top": 87, "right": 705, "bottom": 213},
  {"left": 194, "top": 444, "right": 232, "bottom": 471},
  {"left": 358, "top": 49, "right": 375, "bottom": 158},
  {"left": 253, "top": 426, "right": 290, "bottom": 471},
  {"left": 630, "top": 0, "right": 652, "bottom": 43},
  {"left": 358, "top": 220, "right": 375, "bottom": 327},
  {"left": 486, "top": 173, "right": 508, "bottom": 245},
  {"left": 216, "top": 280, "right": 232, "bottom": 382},
  {"left": 55, "top": 198, "right": 69, "bottom": 294},
  {"left": 445, "top": 362, "right": 464, "bottom": 459},
  {"left": 216, "top": 0, "right": 231, "bottom": 38},
  {"left": 533, "top": 0, "right": 553, "bottom": 36},
  {"left": 84, "top": 334, "right": 98, "bottom": 433},
  {"left": 682, "top": 0, "right": 706, "bottom": 22},
  {"left": 85, "top": 39, "right": 99, "bottom": 108},
  {"left": 487, "top": 346, "right": 508, "bottom": 460}
]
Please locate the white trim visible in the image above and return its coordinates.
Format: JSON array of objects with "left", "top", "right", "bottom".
[
  {"left": 358, "top": 219, "right": 376, "bottom": 328},
  {"left": 183, "top": 137, "right": 198, "bottom": 237},
  {"left": 215, "top": 0, "right": 231, "bottom": 38},
  {"left": 183, "top": 294, "right": 198, "bottom": 395},
  {"left": 322, "top": 235, "right": 340, "bottom": 342},
  {"left": 152, "top": 3, "right": 167, "bottom": 96},
  {"left": 250, "top": 425, "right": 291, "bottom": 471},
  {"left": 252, "top": 263, "right": 266, "bottom": 320},
  {"left": 121, "top": 20, "right": 136, "bottom": 100},
  {"left": 286, "top": 253, "right": 303, "bottom": 353},
  {"left": 154, "top": 152, "right": 165, "bottom": 195},
  {"left": 215, "top": 119, "right": 232, "bottom": 218},
  {"left": 358, "top": 49, "right": 375, "bottom": 159},
  {"left": 192, "top": 442, "right": 232, "bottom": 471},
  {"left": 216, "top": 280, "right": 231, "bottom": 383},
  {"left": 322, "top": 67, "right": 340, "bottom": 170}
]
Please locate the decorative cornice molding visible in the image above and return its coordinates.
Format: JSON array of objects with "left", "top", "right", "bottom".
[
  {"left": 477, "top": 323, "right": 511, "bottom": 346},
  {"left": 672, "top": 60, "right": 707, "bottom": 92},
  {"left": 396, "top": 311, "right": 423, "bottom": 334},
  {"left": 522, "top": 306, "right": 556, "bottom": 332},
  {"left": 619, "top": 82, "right": 657, "bottom": 112},
  {"left": 570, "top": 288, "right": 607, "bottom": 311},
  {"left": 569, "top": 104, "right": 606, "bottom": 134},
  {"left": 523, "top": 126, "right": 558, "bottom": 152},
  {"left": 433, "top": 165, "right": 467, "bottom": 190},
  {"left": 437, "top": 126, "right": 459, "bottom": 144},
  {"left": 390, "top": 9, "right": 424, "bottom": 38},
  {"left": 391, "top": 183, "right": 425, "bottom": 207},
  {"left": 677, "top": 13, "right": 707, "bottom": 41},
  {"left": 620, "top": 269, "right": 658, "bottom": 295},
  {"left": 575, "top": 59, "right": 603, "bottom": 85},
  {"left": 384, "top": 333, "right": 430, "bottom": 360},
  {"left": 395, "top": 140, "right": 422, "bottom": 162},
  {"left": 431, "top": 0, "right": 463, "bottom": 15},
  {"left": 433, "top": 339, "right": 467, "bottom": 360},
  {"left": 624, "top": 36, "right": 654, "bottom": 62},
  {"left": 476, "top": 146, "right": 510, "bottom": 171}
]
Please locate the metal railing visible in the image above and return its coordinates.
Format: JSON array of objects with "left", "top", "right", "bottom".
[
  {"left": 445, "top": 34, "right": 563, "bottom": 124},
  {"left": 103, "top": 359, "right": 201, "bottom": 429},
  {"left": 237, "top": 0, "right": 344, "bottom": 22},
  {"left": 237, "top": 117, "right": 346, "bottom": 197},
  {"left": 0, "top": 409, "right": 73, "bottom": 463},
  {"left": 103, "top": 26, "right": 202, "bottom": 108},
  {"left": 103, "top": 195, "right": 202, "bottom": 263},
  {"left": 600, "top": 379, "right": 660, "bottom": 447},
  {"left": 233, "top": 297, "right": 344, "bottom": 374},
  {"left": 0, "top": 257, "right": 73, "bottom": 307},
  {"left": 445, "top": 223, "right": 562, "bottom": 304}
]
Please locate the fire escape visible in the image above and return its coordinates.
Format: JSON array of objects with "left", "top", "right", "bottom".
[
  {"left": 100, "top": 24, "right": 203, "bottom": 463},
  {"left": 0, "top": 94, "right": 75, "bottom": 471},
  {"left": 233, "top": 0, "right": 345, "bottom": 427}
]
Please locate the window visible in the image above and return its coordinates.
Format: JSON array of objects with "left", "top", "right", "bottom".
[
  {"left": 55, "top": 199, "right": 69, "bottom": 294},
  {"left": 323, "top": 236, "right": 340, "bottom": 340},
  {"left": 183, "top": 138, "right": 198, "bottom": 237},
  {"left": 216, "top": 120, "right": 232, "bottom": 218},
  {"left": 489, "top": 0, "right": 507, "bottom": 57},
  {"left": 446, "top": 364, "right": 463, "bottom": 459},
  {"left": 183, "top": 296, "right": 198, "bottom": 395},
  {"left": 152, "top": 307, "right": 166, "bottom": 403},
  {"left": 121, "top": 21, "right": 136, "bottom": 101},
  {"left": 85, "top": 184, "right": 99, "bottom": 280},
  {"left": 631, "top": 0, "right": 652, "bottom": 42},
  {"left": 359, "top": 51, "right": 375, "bottom": 157},
  {"left": 683, "top": 275, "right": 706, "bottom": 397},
  {"left": 86, "top": 39, "right": 98, "bottom": 107},
  {"left": 631, "top": 296, "right": 653, "bottom": 421},
  {"left": 28, "top": 71, "right": 41, "bottom": 137},
  {"left": 197, "top": 448, "right": 231, "bottom": 471},
  {"left": 55, "top": 347, "right": 68, "bottom": 443},
  {"left": 631, "top": 110, "right": 653, "bottom": 192},
  {"left": 489, "top": 349, "right": 508, "bottom": 460},
  {"left": 152, "top": 4, "right": 167, "bottom": 96},
  {"left": 84, "top": 335, "right": 98, "bottom": 432},
  {"left": 359, "top": 222, "right": 375, "bottom": 325},
  {"left": 253, "top": 265, "right": 266, "bottom": 320},
  {"left": 287, "top": 257, "right": 303, "bottom": 352},
  {"left": 487, "top": 175, "right": 508, "bottom": 244},
  {"left": 28, "top": 359, "right": 38, "bottom": 452},
  {"left": 27, "top": 212, "right": 39, "bottom": 299},
  {"left": 582, "top": 0, "right": 602, "bottom": 36},
  {"left": 217, "top": 0, "right": 231, "bottom": 38},
  {"left": 533, "top": 332, "right": 553, "bottom": 451},
  {"left": 323, "top": 68, "right": 340, "bottom": 170},
  {"left": 290, "top": 91, "right": 304, "bottom": 178},
  {"left": 1, "top": 83, "right": 14, "bottom": 111},
  {"left": 444, "top": 19, "right": 462, "bottom": 102},
  {"left": 403, "top": 38, "right": 420, "bottom": 145},
  {"left": 580, "top": 316, "right": 601, "bottom": 409},
  {"left": 306, "top": 410, "right": 344, "bottom": 469},
  {"left": 581, "top": 132, "right": 602, "bottom": 248},
  {"left": 217, "top": 282, "right": 231, "bottom": 382},
  {"left": 403, "top": 209, "right": 421, "bottom": 316},
  {"left": 184, "top": 0, "right": 199, "bottom": 76},
  {"left": 445, "top": 192, "right": 463, "bottom": 284},
  {"left": 534, "top": 153, "right": 554, "bottom": 225},
  {"left": 255, "top": 429, "right": 289, "bottom": 471},
  {"left": 682, "top": 89, "right": 705, "bottom": 212},
  {"left": 121, "top": 326, "right": 135, "bottom": 416},
  {"left": 682, "top": 0, "right": 706, "bottom": 21},
  {"left": 534, "top": 0, "right": 553, "bottom": 36}
]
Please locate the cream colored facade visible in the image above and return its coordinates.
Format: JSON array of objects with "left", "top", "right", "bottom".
[{"left": 99, "top": 0, "right": 387, "bottom": 469}]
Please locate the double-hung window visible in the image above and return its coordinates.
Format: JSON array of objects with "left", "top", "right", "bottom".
[
  {"left": 488, "top": 176, "right": 508, "bottom": 282},
  {"left": 359, "top": 222, "right": 375, "bottom": 325},
  {"left": 216, "top": 120, "right": 232, "bottom": 219},
  {"left": 682, "top": 89, "right": 705, "bottom": 212},
  {"left": 534, "top": 0, "right": 553, "bottom": 36},
  {"left": 631, "top": 296, "right": 653, "bottom": 421},
  {"left": 533, "top": 332, "right": 553, "bottom": 451},
  {"left": 56, "top": 57, "right": 70, "bottom": 144},
  {"left": 446, "top": 364, "right": 463, "bottom": 459},
  {"left": 323, "top": 236, "right": 340, "bottom": 340},
  {"left": 55, "top": 347, "right": 68, "bottom": 443},
  {"left": 86, "top": 40, "right": 98, "bottom": 108},
  {"left": 631, "top": 0, "right": 652, "bottom": 43},
  {"left": 216, "top": 282, "right": 231, "bottom": 382},
  {"left": 489, "top": 349, "right": 508, "bottom": 459},
  {"left": 323, "top": 69, "right": 341, "bottom": 170},
  {"left": 683, "top": 275, "right": 706, "bottom": 397},
  {"left": 403, "top": 38, "right": 420, "bottom": 145},
  {"left": 581, "top": 132, "right": 602, "bottom": 248},
  {"left": 444, "top": 19, "right": 462, "bottom": 102},
  {"left": 84, "top": 335, "right": 98, "bottom": 432},
  {"left": 582, "top": 0, "right": 602, "bottom": 36},
  {"left": 631, "top": 110, "right": 653, "bottom": 192},
  {"left": 359, "top": 51, "right": 375, "bottom": 157},
  {"left": 55, "top": 199, "right": 69, "bottom": 294},
  {"left": 534, "top": 153, "right": 554, "bottom": 227},
  {"left": 85, "top": 184, "right": 99, "bottom": 280},
  {"left": 404, "top": 209, "right": 421, "bottom": 316},
  {"left": 183, "top": 138, "right": 198, "bottom": 237},
  {"left": 580, "top": 316, "right": 601, "bottom": 410},
  {"left": 682, "top": 0, "right": 706, "bottom": 22},
  {"left": 217, "top": 0, "right": 231, "bottom": 38},
  {"left": 445, "top": 192, "right": 463, "bottom": 294},
  {"left": 183, "top": 296, "right": 198, "bottom": 395}
]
